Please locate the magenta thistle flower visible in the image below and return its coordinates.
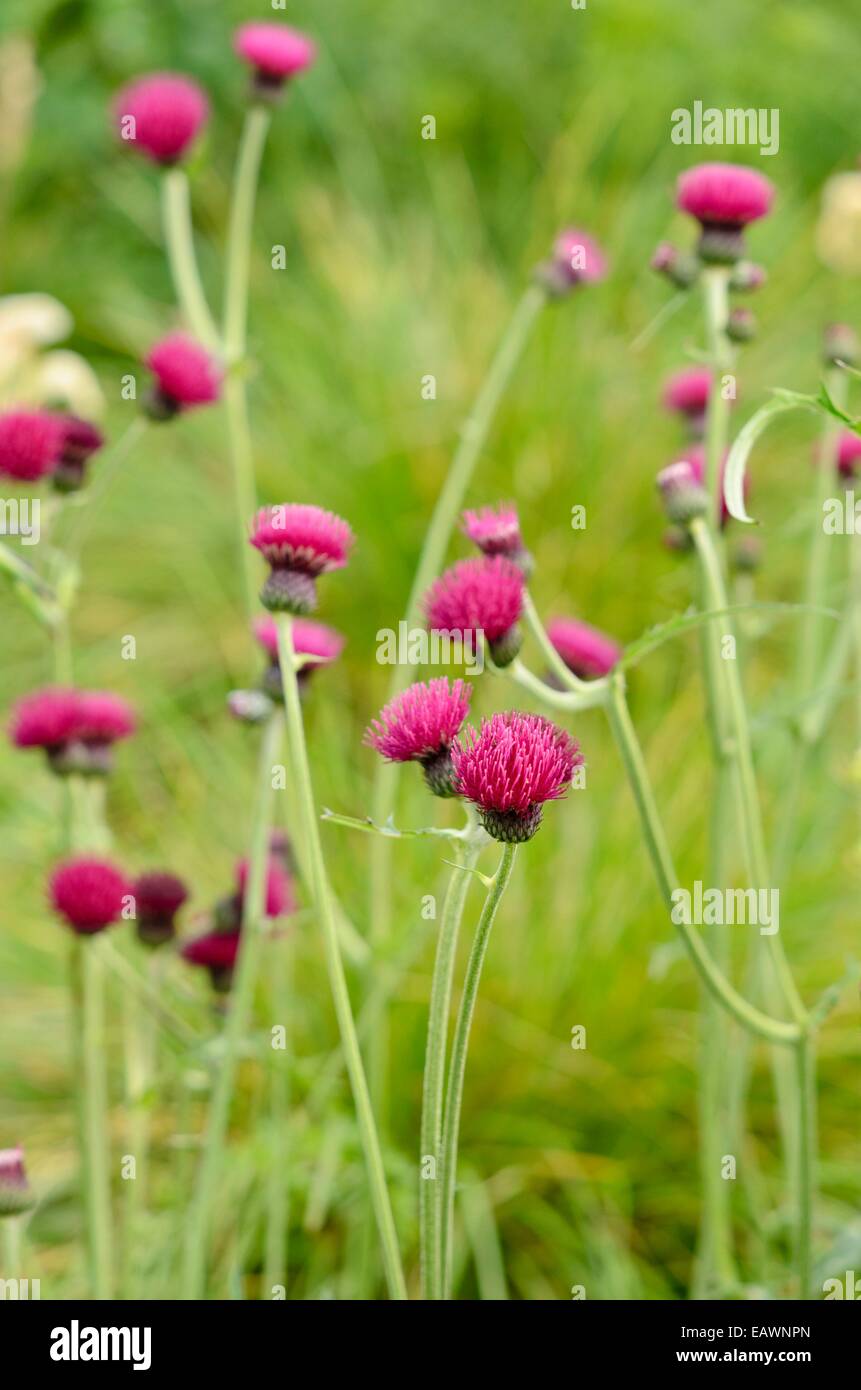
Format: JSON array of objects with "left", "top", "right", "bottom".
[
  {"left": 661, "top": 367, "right": 714, "bottom": 422},
  {"left": 234, "top": 23, "right": 316, "bottom": 99},
  {"left": 365, "top": 677, "right": 472, "bottom": 797},
  {"left": 657, "top": 446, "right": 738, "bottom": 528},
  {"left": 451, "top": 711, "right": 582, "bottom": 842},
  {"left": 676, "top": 162, "right": 774, "bottom": 263},
  {"left": 50, "top": 858, "right": 130, "bottom": 935},
  {"left": 537, "top": 227, "right": 607, "bottom": 296},
  {"left": 114, "top": 73, "right": 209, "bottom": 165},
  {"left": 235, "top": 856, "right": 296, "bottom": 919},
  {"left": 54, "top": 416, "right": 105, "bottom": 493},
  {"left": 461, "top": 504, "right": 532, "bottom": 574},
  {"left": 424, "top": 555, "right": 525, "bottom": 667},
  {"left": 250, "top": 503, "right": 354, "bottom": 614},
  {"left": 144, "top": 333, "right": 222, "bottom": 419},
  {"left": 132, "top": 871, "right": 189, "bottom": 947},
  {"left": 10, "top": 686, "right": 135, "bottom": 776},
  {"left": 253, "top": 615, "right": 344, "bottom": 696},
  {"left": 547, "top": 617, "right": 622, "bottom": 681},
  {"left": 0, "top": 1146, "right": 35, "bottom": 1219},
  {"left": 0, "top": 409, "right": 64, "bottom": 482},
  {"left": 181, "top": 930, "right": 241, "bottom": 993},
  {"left": 836, "top": 431, "right": 861, "bottom": 480}
]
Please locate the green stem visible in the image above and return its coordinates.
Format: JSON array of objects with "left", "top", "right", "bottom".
[
  {"left": 701, "top": 267, "right": 733, "bottom": 521},
  {"left": 161, "top": 168, "right": 220, "bottom": 350},
  {"left": 796, "top": 366, "right": 846, "bottom": 688},
  {"left": 263, "top": 930, "right": 291, "bottom": 1299},
  {"left": 223, "top": 105, "right": 271, "bottom": 362},
  {"left": 181, "top": 709, "right": 284, "bottom": 1298},
  {"left": 796, "top": 1032, "right": 815, "bottom": 1299},
  {"left": 224, "top": 375, "right": 259, "bottom": 621},
  {"left": 275, "top": 614, "right": 407, "bottom": 1300},
  {"left": 439, "top": 842, "right": 518, "bottom": 1299},
  {"left": 71, "top": 938, "right": 113, "bottom": 1298},
  {"left": 420, "top": 834, "right": 481, "bottom": 1301},
  {"left": 2, "top": 1218, "right": 23, "bottom": 1277}
]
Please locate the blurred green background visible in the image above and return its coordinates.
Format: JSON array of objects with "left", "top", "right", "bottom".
[{"left": 1, "top": 0, "right": 860, "bottom": 1299}]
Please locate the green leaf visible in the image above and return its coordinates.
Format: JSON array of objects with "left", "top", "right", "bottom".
[
  {"left": 724, "top": 393, "right": 820, "bottom": 524},
  {"left": 617, "top": 601, "right": 837, "bottom": 672}
]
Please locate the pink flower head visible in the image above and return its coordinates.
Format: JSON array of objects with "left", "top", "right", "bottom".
[
  {"left": 0, "top": 409, "right": 64, "bottom": 482},
  {"left": 10, "top": 687, "right": 80, "bottom": 751},
  {"left": 132, "top": 870, "right": 189, "bottom": 947},
  {"left": 550, "top": 228, "right": 607, "bottom": 289},
  {"left": 0, "top": 1146, "right": 35, "bottom": 1217},
  {"left": 677, "top": 163, "right": 774, "bottom": 228},
  {"left": 236, "top": 855, "right": 296, "bottom": 919},
  {"left": 836, "top": 431, "right": 861, "bottom": 480},
  {"left": 10, "top": 686, "right": 135, "bottom": 776},
  {"left": 452, "top": 711, "right": 583, "bottom": 842},
  {"left": 658, "top": 446, "right": 738, "bottom": 528},
  {"left": 234, "top": 23, "right": 316, "bottom": 90},
  {"left": 181, "top": 930, "right": 240, "bottom": 992},
  {"left": 253, "top": 616, "right": 344, "bottom": 671},
  {"left": 114, "top": 73, "right": 209, "bottom": 165},
  {"left": 250, "top": 504, "right": 355, "bottom": 614},
  {"left": 424, "top": 555, "right": 525, "bottom": 666},
  {"left": 365, "top": 678, "right": 472, "bottom": 796},
  {"left": 547, "top": 617, "right": 622, "bottom": 681},
  {"left": 54, "top": 415, "right": 105, "bottom": 491},
  {"left": 661, "top": 367, "right": 714, "bottom": 419},
  {"left": 144, "top": 333, "right": 222, "bottom": 418},
  {"left": 50, "top": 857, "right": 130, "bottom": 935},
  {"left": 461, "top": 504, "right": 532, "bottom": 573}
]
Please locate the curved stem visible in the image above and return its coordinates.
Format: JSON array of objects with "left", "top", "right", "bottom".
[
  {"left": 439, "top": 842, "right": 518, "bottom": 1299},
  {"left": 223, "top": 105, "right": 271, "bottom": 362},
  {"left": 161, "top": 169, "right": 220, "bottom": 350},
  {"left": 522, "top": 590, "right": 592, "bottom": 694},
  {"left": 420, "top": 833, "right": 481, "bottom": 1300},
  {"left": 72, "top": 938, "right": 113, "bottom": 1298},
  {"left": 275, "top": 615, "right": 407, "bottom": 1300},
  {"left": 181, "top": 709, "right": 284, "bottom": 1299}
]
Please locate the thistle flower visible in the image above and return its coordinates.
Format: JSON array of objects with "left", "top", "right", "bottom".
[
  {"left": 537, "top": 227, "right": 607, "bottom": 297},
  {"left": 9, "top": 686, "right": 135, "bottom": 776},
  {"left": 234, "top": 23, "right": 316, "bottom": 100},
  {"left": 53, "top": 415, "right": 105, "bottom": 493},
  {"left": 424, "top": 555, "right": 525, "bottom": 667},
  {"left": 114, "top": 73, "right": 209, "bottom": 165},
  {"left": 461, "top": 504, "right": 532, "bottom": 574},
  {"left": 657, "top": 446, "right": 737, "bottom": 528},
  {"left": 650, "top": 241, "right": 699, "bottom": 289},
  {"left": 365, "top": 677, "right": 472, "bottom": 797},
  {"left": 132, "top": 871, "right": 189, "bottom": 947},
  {"left": 547, "top": 617, "right": 622, "bottom": 680},
  {"left": 661, "top": 367, "right": 715, "bottom": 429},
  {"left": 253, "top": 615, "right": 344, "bottom": 696},
  {"left": 676, "top": 162, "right": 774, "bottom": 264},
  {"left": 181, "top": 930, "right": 240, "bottom": 993},
  {"left": 0, "top": 1146, "right": 35, "bottom": 1219},
  {"left": 144, "top": 333, "right": 222, "bottom": 419},
  {"left": 451, "top": 711, "right": 582, "bottom": 842},
  {"left": 235, "top": 856, "right": 296, "bottom": 918},
  {"left": 837, "top": 431, "right": 861, "bottom": 480},
  {"left": 50, "top": 858, "right": 130, "bottom": 935},
  {"left": 0, "top": 408, "right": 63, "bottom": 481},
  {"left": 250, "top": 503, "right": 354, "bottom": 614}
]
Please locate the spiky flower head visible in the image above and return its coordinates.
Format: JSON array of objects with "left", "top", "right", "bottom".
[
  {"left": 364, "top": 678, "right": 472, "bottom": 797},
  {"left": 9, "top": 686, "right": 135, "bottom": 776},
  {"left": 537, "top": 228, "right": 607, "bottom": 296},
  {"left": 452, "top": 712, "right": 582, "bottom": 842},
  {"left": 0, "top": 1147, "right": 35, "bottom": 1219},
  {"left": 547, "top": 617, "right": 622, "bottom": 681},
  {"left": 250, "top": 504, "right": 354, "bottom": 613},
  {"left": 144, "top": 333, "right": 222, "bottom": 419},
  {"left": 0, "top": 409, "right": 64, "bottom": 481},
  {"left": 50, "top": 858, "right": 130, "bottom": 935},
  {"left": 234, "top": 23, "right": 316, "bottom": 100},
  {"left": 424, "top": 555, "right": 524, "bottom": 667},
  {"left": 132, "top": 871, "right": 189, "bottom": 948},
  {"left": 676, "top": 162, "right": 774, "bottom": 263},
  {"left": 461, "top": 504, "right": 532, "bottom": 574},
  {"left": 181, "top": 930, "right": 240, "bottom": 993},
  {"left": 114, "top": 73, "right": 209, "bottom": 165}
]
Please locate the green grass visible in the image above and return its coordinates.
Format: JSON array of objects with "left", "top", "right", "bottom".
[{"left": 1, "top": 0, "right": 860, "bottom": 1299}]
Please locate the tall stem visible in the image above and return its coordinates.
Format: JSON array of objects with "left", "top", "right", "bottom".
[
  {"left": 439, "top": 842, "right": 517, "bottom": 1299},
  {"left": 275, "top": 614, "right": 407, "bottom": 1300},
  {"left": 181, "top": 709, "right": 284, "bottom": 1299},
  {"left": 796, "top": 366, "right": 846, "bottom": 687},
  {"left": 796, "top": 1032, "right": 815, "bottom": 1299},
  {"left": 263, "top": 930, "right": 291, "bottom": 1299},
  {"left": 701, "top": 267, "right": 733, "bottom": 520},
  {"left": 420, "top": 834, "right": 481, "bottom": 1300},
  {"left": 161, "top": 168, "right": 220, "bottom": 350},
  {"left": 71, "top": 938, "right": 113, "bottom": 1298}
]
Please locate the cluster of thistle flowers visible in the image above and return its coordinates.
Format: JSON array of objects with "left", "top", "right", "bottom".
[{"left": 7, "top": 686, "right": 297, "bottom": 993}]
